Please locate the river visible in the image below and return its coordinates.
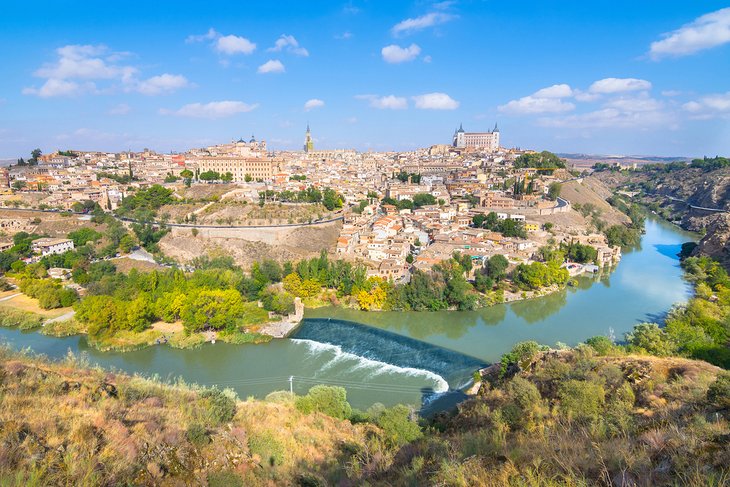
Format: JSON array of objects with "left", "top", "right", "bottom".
[{"left": 0, "top": 218, "right": 694, "bottom": 410}]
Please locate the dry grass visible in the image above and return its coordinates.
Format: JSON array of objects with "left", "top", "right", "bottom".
[
  {"left": 111, "top": 257, "right": 165, "bottom": 274},
  {"left": 0, "top": 293, "right": 71, "bottom": 318},
  {"left": 41, "top": 318, "right": 87, "bottom": 337},
  {"left": 0, "top": 348, "right": 370, "bottom": 485},
  {"left": 87, "top": 329, "right": 164, "bottom": 352}
]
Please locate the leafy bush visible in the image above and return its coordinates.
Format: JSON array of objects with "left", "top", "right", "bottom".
[
  {"left": 585, "top": 336, "right": 618, "bottom": 356},
  {"left": 558, "top": 380, "right": 605, "bottom": 422},
  {"left": 707, "top": 373, "right": 730, "bottom": 410},
  {"left": 295, "top": 385, "right": 352, "bottom": 419},
  {"left": 208, "top": 471, "right": 244, "bottom": 487},
  {"left": 625, "top": 323, "right": 676, "bottom": 356},
  {"left": 372, "top": 405, "right": 422, "bottom": 446},
  {"left": 201, "top": 388, "right": 237, "bottom": 424},
  {"left": 186, "top": 423, "right": 209, "bottom": 446},
  {"left": 500, "top": 341, "right": 545, "bottom": 377},
  {"left": 248, "top": 430, "right": 285, "bottom": 466}
]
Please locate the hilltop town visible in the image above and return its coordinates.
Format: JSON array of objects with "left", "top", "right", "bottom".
[{"left": 0, "top": 124, "right": 629, "bottom": 293}]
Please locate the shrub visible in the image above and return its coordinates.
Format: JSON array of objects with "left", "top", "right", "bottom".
[
  {"left": 248, "top": 430, "right": 285, "bottom": 466},
  {"left": 201, "top": 388, "right": 237, "bottom": 425},
  {"left": 208, "top": 471, "right": 244, "bottom": 487},
  {"left": 500, "top": 341, "right": 545, "bottom": 377},
  {"left": 625, "top": 323, "right": 676, "bottom": 356},
  {"left": 186, "top": 423, "right": 209, "bottom": 446},
  {"left": 707, "top": 373, "right": 730, "bottom": 410},
  {"left": 506, "top": 376, "right": 542, "bottom": 412},
  {"left": 585, "top": 336, "right": 617, "bottom": 355},
  {"left": 372, "top": 405, "right": 422, "bottom": 446},
  {"left": 295, "top": 385, "right": 352, "bottom": 419},
  {"left": 558, "top": 380, "right": 605, "bottom": 422}
]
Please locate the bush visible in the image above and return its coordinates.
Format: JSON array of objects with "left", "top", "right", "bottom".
[
  {"left": 200, "top": 388, "right": 237, "bottom": 425},
  {"left": 208, "top": 471, "right": 244, "bottom": 487},
  {"left": 295, "top": 385, "right": 352, "bottom": 419},
  {"left": 186, "top": 423, "right": 209, "bottom": 446},
  {"left": 707, "top": 373, "right": 730, "bottom": 410},
  {"left": 506, "top": 376, "right": 542, "bottom": 412},
  {"left": 625, "top": 323, "right": 676, "bottom": 356},
  {"left": 585, "top": 336, "right": 618, "bottom": 356},
  {"left": 372, "top": 405, "right": 422, "bottom": 446},
  {"left": 248, "top": 430, "right": 285, "bottom": 466},
  {"left": 500, "top": 341, "right": 545, "bottom": 377},
  {"left": 558, "top": 380, "right": 605, "bottom": 422}
]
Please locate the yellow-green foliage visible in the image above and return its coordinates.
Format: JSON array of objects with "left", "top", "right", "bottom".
[
  {"left": 87, "top": 328, "right": 164, "bottom": 352},
  {"left": 41, "top": 318, "right": 87, "bottom": 337},
  {"left": 0, "top": 308, "right": 43, "bottom": 330},
  {"left": 167, "top": 331, "right": 206, "bottom": 349},
  {"left": 0, "top": 348, "right": 370, "bottom": 486}
]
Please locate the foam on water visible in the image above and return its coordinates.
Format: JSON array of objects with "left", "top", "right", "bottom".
[{"left": 291, "top": 338, "right": 450, "bottom": 393}]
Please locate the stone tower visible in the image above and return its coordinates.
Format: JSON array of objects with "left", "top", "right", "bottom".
[{"left": 304, "top": 124, "right": 314, "bottom": 153}]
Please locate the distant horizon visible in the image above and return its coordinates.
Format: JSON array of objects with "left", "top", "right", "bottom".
[{"left": 2, "top": 1, "right": 729, "bottom": 157}]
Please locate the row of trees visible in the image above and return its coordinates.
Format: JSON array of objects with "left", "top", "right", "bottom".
[
  {"left": 472, "top": 212, "right": 527, "bottom": 238},
  {"left": 513, "top": 151, "right": 566, "bottom": 170},
  {"left": 380, "top": 193, "right": 441, "bottom": 212},
  {"left": 258, "top": 187, "right": 344, "bottom": 211}
]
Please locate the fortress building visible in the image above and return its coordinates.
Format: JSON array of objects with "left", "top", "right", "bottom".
[{"left": 452, "top": 123, "right": 500, "bottom": 152}]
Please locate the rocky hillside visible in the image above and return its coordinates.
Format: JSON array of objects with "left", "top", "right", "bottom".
[
  {"left": 595, "top": 166, "right": 730, "bottom": 268},
  {"left": 0, "top": 344, "right": 727, "bottom": 486}
]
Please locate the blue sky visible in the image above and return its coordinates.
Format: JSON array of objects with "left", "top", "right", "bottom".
[{"left": 1, "top": 0, "right": 729, "bottom": 157}]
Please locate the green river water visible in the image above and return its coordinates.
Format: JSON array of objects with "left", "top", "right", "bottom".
[{"left": 0, "top": 218, "right": 695, "bottom": 410}]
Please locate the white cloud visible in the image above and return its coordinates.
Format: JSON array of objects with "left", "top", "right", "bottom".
[
  {"left": 649, "top": 7, "right": 730, "bottom": 59},
  {"left": 186, "top": 28, "right": 219, "bottom": 44},
  {"left": 573, "top": 90, "right": 601, "bottom": 102},
  {"left": 161, "top": 101, "right": 258, "bottom": 119},
  {"left": 109, "top": 103, "right": 131, "bottom": 115},
  {"left": 34, "top": 44, "right": 136, "bottom": 80},
  {"left": 335, "top": 31, "right": 353, "bottom": 40},
  {"left": 356, "top": 94, "right": 408, "bottom": 110},
  {"left": 135, "top": 74, "right": 190, "bottom": 95},
  {"left": 304, "top": 98, "right": 325, "bottom": 111},
  {"left": 381, "top": 44, "right": 421, "bottom": 63},
  {"left": 604, "top": 95, "right": 664, "bottom": 113},
  {"left": 268, "top": 35, "right": 308, "bottom": 56},
  {"left": 498, "top": 84, "right": 575, "bottom": 114},
  {"left": 538, "top": 106, "right": 672, "bottom": 129},
  {"left": 589, "top": 77, "right": 652, "bottom": 94},
  {"left": 391, "top": 12, "right": 456, "bottom": 36},
  {"left": 257, "top": 59, "right": 285, "bottom": 74},
  {"left": 23, "top": 43, "right": 188, "bottom": 97},
  {"left": 499, "top": 96, "right": 575, "bottom": 114},
  {"left": 533, "top": 83, "right": 573, "bottom": 98},
  {"left": 22, "top": 79, "right": 89, "bottom": 98},
  {"left": 412, "top": 92, "right": 459, "bottom": 110},
  {"left": 682, "top": 91, "right": 730, "bottom": 118},
  {"left": 661, "top": 90, "right": 682, "bottom": 97},
  {"left": 216, "top": 35, "right": 256, "bottom": 55},
  {"left": 423, "top": 55, "right": 432, "bottom": 63}
]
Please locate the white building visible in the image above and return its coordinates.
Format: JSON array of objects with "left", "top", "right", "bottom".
[
  {"left": 32, "top": 238, "right": 75, "bottom": 256},
  {"left": 452, "top": 123, "right": 500, "bottom": 152}
]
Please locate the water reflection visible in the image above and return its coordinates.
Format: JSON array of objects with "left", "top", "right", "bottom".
[
  {"left": 510, "top": 288, "right": 568, "bottom": 324},
  {"left": 306, "top": 218, "right": 697, "bottom": 363}
]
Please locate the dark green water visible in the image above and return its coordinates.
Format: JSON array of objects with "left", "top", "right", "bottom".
[{"left": 0, "top": 218, "right": 694, "bottom": 410}]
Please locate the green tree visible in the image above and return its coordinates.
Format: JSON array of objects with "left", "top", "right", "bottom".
[
  {"left": 412, "top": 193, "right": 436, "bottom": 208},
  {"left": 625, "top": 323, "right": 676, "bottom": 356},
  {"left": 29, "top": 148, "right": 42, "bottom": 165},
  {"left": 295, "top": 385, "right": 353, "bottom": 419},
  {"left": 548, "top": 182, "right": 562, "bottom": 200},
  {"left": 558, "top": 380, "right": 605, "bottom": 422}
]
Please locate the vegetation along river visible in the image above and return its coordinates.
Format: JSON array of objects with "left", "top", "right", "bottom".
[{"left": 0, "top": 218, "right": 695, "bottom": 410}]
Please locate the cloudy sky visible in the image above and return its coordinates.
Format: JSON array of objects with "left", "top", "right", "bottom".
[{"left": 1, "top": 1, "right": 729, "bottom": 157}]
